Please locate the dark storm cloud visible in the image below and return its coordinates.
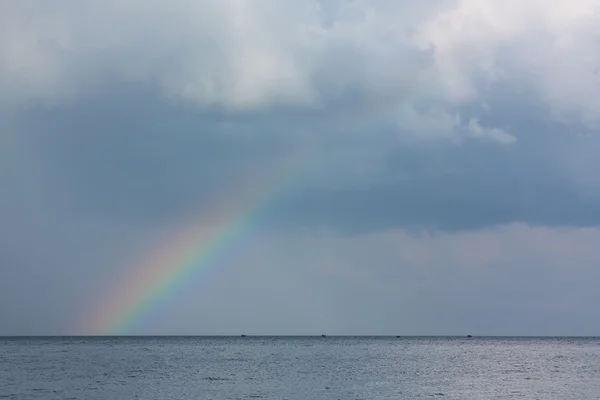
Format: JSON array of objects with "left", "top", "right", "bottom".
[
  {"left": 9, "top": 80, "right": 600, "bottom": 233},
  {"left": 11, "top": 83, "right": 300, "bottom": 222},
  {"left": 270, "top": 136, "right": 600, "bottom": 232}
]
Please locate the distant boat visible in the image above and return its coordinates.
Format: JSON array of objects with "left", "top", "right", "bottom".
[
  {"left": 241, "top": 334, "right": 247, "bottom": 337},
  {"left": 321, "top": 334, "right": 327, "bottom": 337},
  {"left": 466, "top": 335, "right": 473, "bottom": 338},
  {"left": 395, "top": 336, "right": 401, "bottom": 338}
]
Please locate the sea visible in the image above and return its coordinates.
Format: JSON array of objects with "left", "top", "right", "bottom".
[{"left": 1, "top": 336, "right": 599, "bottom": 399}]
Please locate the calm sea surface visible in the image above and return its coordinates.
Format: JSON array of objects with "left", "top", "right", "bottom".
[{"left": 1, "top": 336, "right": 600, "bottom": 399}]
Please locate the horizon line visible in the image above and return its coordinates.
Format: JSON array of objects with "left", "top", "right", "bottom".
[{"left": 1, "top": 334, "right": 599, "bottom": 338}]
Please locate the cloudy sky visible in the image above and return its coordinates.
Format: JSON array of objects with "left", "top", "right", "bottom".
[{"left": 3, "top": 0, "right": 600, "bottom": 336}]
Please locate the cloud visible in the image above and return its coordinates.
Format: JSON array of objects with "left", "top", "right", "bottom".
[
  {"left": 5, "top": 82, "right": 599, "bottom": 233},
  {"left": 2, "top": 0, "right": 600, "bottom": 125},
  {"left": 0, "top": 0, "right": 433, "bottom": 110},
  {"left": 391, "top": 106, "right": 516, "bottom": 144},
  {"left": 5, "top": 0, "right": 598, "bottom": 137},
  {"left": 417, "top": 0, "right": 600, "bottom": 124},
  {"left": 3, "top": 0, "right": 600, "bottom": 335},
  {"left": 465, "top": 118, "right": 516, "bottom": 145},
  {"left": 3, "top": 0, "right": 600, "bottom": 234}
]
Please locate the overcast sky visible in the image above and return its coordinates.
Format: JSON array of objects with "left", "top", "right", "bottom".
[{"left": 3, "top": 0, "right": 600, "bottom": 336}]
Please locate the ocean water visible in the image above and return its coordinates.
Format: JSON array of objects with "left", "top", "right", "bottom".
[{"left": 1, "top": 337, "right": 600, "bottom": 399}]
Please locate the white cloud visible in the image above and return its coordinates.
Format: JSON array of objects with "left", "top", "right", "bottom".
[
  {"left": 417, "top": 0, "right": 600, "bottom": 124},
  {"left": 465, "top": 118, "right": 516, "bottom": 145},
  {"left": 0, "top": 0, "right": 431, "bottom": 110},
  {"left": 3, "top": 0, "right": 600, "bottom": 133},
  {"left": 393, "top": 106, "right": 516, "bottom": 144}
]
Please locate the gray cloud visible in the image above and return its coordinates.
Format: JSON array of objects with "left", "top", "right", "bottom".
[
  {"left": 3, "top": 0, "right": 600, "bottom": 335},
  {"left": 8, "top": 81, "right": 596, "bottom": 233}
]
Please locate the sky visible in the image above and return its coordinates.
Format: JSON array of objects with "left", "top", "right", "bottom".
[{"left": 2, "top": 0, "right": 600, "bottom": 336}]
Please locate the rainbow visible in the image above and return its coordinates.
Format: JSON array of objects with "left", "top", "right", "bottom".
[
  {"left": 76, "top": 77, "right": 426, "bottom": 335},
  {"left": 78, "top": 144, "right": 314, "bottom": 335}
]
